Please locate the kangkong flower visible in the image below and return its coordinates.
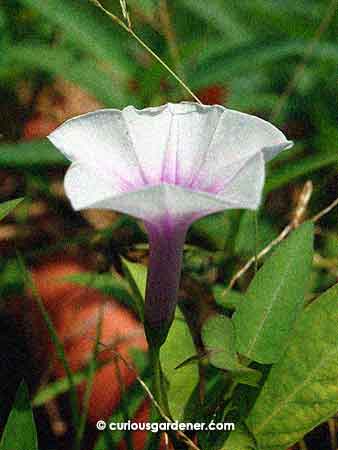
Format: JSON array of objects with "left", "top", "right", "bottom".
[{"left": 48, "top": 102, "right": 292, "bottom": 345}]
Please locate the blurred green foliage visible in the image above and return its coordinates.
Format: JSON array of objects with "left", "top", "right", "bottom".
[
  {"left": 1, "top": 0, "right": 337, "bottom": 111},
  {"left": 1, "top": 0, "right": 337, "bottom": 193}
]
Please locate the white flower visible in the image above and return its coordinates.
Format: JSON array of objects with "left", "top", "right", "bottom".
[{"left": 48, "top": 102, "right": 292, "bottom": 345}]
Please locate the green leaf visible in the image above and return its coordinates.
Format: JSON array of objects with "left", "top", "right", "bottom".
[
  {"left": 121, "top": 258, "right": 147, "bottom": 322},
  {"left": 174, "top": 352, "right": 208, "bottom": 370},
  {"left": 231, "top": 368, "right": 261, "bottom": 388},
  {"left": 235, "top": 211, "right": 277, "bottom": 257},
  {"left": 202, "top": 314, "right": 239, "bottom": 370},
  {"left": 213, "top": 286, "right": 243, "bottom": 312},
  {"left": 322, "top": 232, "right": 338, "bottom": 259},
  {"left": 0, "top": 198, "right": 24, "bottom": 221},
  {"left": 221, "top": 423, "right": 255, "bottom": 450},
  {"left": 0, "top": 139, "right": 66, "bottom": 168},
  {"left": 122, "top": 258, "right": 147, "bottom": 300},
  {"left": 233, "top": 222, "right": 314, "bottom": 364},
  {"left": 201, "top": 315, "right": 261, "bottom": 387},
  {"left": 183, "top": 372, "right": 229, "bottom": 424},
  {"left": 0, "top": 381, "right": 38, "bottom": 450},
  {"left": 247, "top": 284, "right": 338, "bottom": 450},
  {"left": 160, "top": 312, "right": 199, "bottom": 420}
]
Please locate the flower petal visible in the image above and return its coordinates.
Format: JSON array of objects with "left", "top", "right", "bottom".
[
  {"left": 261, "top": 140, "right": 293, "bottom": 162},
  {"left": 64, "top": 155, "right": 264, "bottom": 221},
  {"left": 121, "top": 103, "right": 292, "bottom": 194},
  {"left": 188, "top": 106, "right": 292, "bottom": 192},
  {"left": 219, "top": 152, "right": 265, "bottom": 210},
  {"left": 48, "top": 109, "right": 146, "bottom": 190},
  {"left": 122, "top": 103, "right": 224, "bottom": 186},
  {"left": 121, "top": 105, "right": 172, "bottom": 184},
  {"left": 48, "top": 104, "right": 291, "bottom": 200},
  {"left": 64, "top": 163, "right": 123, "bottom": 210},
  {"left": 77, "top": 183, "right": 232, "bottom": 225}
]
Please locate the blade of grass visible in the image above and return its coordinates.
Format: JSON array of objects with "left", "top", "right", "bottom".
[
  {"left": 113, "top": 344, "right": 134, "bottom": 450},
  {"left": 33, "top": 356, "right": 121, "bottom": 408},
  {"left": 16, "top": 253, "right": 80, "bottom": 430},
  {"left": 33, "top": 368, "right": 92, "bottom": 407},
  {"left": 74, "top": 298, "right": 104, "bottom": 450},
  {"left": 0, "top": 198, "right": 24, "bottom": 221},
  {"left": 0, "top": 139, "right": 66, "bottom": 168}
]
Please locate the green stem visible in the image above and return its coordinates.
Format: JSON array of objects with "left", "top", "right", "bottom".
[
  {"left": 254, "top": 211, "right": 259, "bottom": 274},
  {"left": 90, "top": 0, "right": 202, "bottom": 104},
  {"left": 129, "top": 29, "right": 201, "bottom": 104},
  {"left": 149, "top": 345, "right": 170, "bottom": 418}
]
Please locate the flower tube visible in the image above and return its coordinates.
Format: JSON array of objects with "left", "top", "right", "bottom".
[{"left": 48, "top": 102, "right": 292, "bottom": 346}]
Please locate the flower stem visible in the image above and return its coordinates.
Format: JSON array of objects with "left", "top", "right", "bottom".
[
  {"left": 148, "top": 345, "right": 170, "bottom": 417},
  {"left": 144, "top": 220, "right": 188, "bottom": 415},
  {"left": 254, "top": 211, "right": 259, "bottom": 273},
  {"left": 144, "top": 221, "right": 187, "bottom": 347}
]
